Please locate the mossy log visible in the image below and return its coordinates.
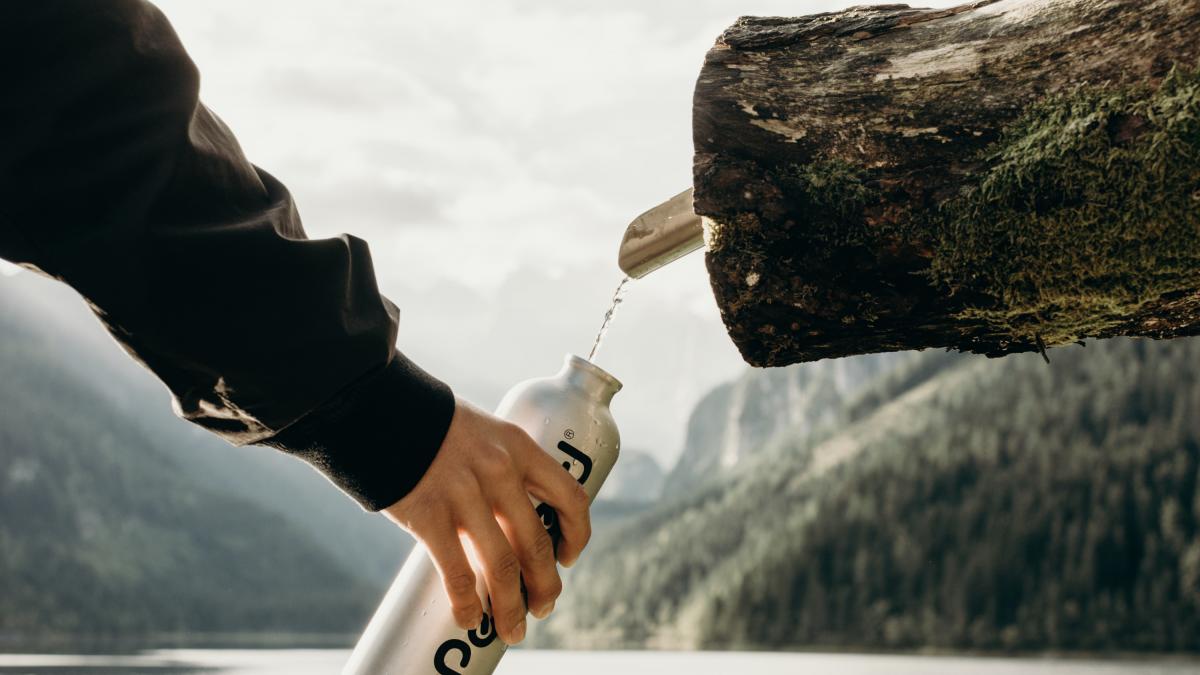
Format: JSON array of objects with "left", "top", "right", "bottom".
[{"left": 694, "top": 0, "right": 1200, "bottom": 366}]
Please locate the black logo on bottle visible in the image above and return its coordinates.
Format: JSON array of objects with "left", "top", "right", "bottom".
[
  {"left": 557, "top": 440, "right": 592, "bottom": 484},
  {"left": 469, "top": 610, "right": 498, "bottom": 648},
  {"left": 433, "top": 639, "right": 469, "bottom": 675},
  {"left": 433, "top": 610, "right": 498, "bottom": 674}
]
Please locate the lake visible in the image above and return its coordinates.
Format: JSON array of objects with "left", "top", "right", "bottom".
[{"left": 0, "top": 650, "right": 1197, "bottom": 674}]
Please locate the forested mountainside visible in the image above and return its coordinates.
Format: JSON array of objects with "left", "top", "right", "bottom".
[
  {"left": 0, "top": 273, "right": 410, "bottom": 588},
  {"left": 0, "top": 316, "right": 376, "bottom": 642},
  {"left": 0, "top": 276, "right": 396, "bottom": 644},
  {"left": 535, "top": 338, "right": 1200, "bottom": 652},
  {"left": 0, "top": 272, "right": 664, "bottom": 645}
]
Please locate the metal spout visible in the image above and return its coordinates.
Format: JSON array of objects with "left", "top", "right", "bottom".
[{"left": 617, "top": 188, "right": 705, "bottom": 279}]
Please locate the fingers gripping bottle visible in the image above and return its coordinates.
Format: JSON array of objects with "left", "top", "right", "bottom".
[{"left": 343, "top": 354, "right": 622, "bottom": 675}]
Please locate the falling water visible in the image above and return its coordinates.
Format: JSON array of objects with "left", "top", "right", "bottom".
[{"left": 587, "top": 276, "right": 632, "bottom": 362}]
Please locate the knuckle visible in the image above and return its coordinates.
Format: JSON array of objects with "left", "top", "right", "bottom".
[
  {"left": 434, "top": 481, "right": 464, "bottom": 506},
  {"left": 569, "top": 482, "right": 590, "bottom": 509},
  {"left": 535, "top": 572, "right": 563, "bottom": 599},
  {"left": 477, "top": 447, "right": 515, "bottom": 480},
  {"left": 532, "top": 530, "right": 555, "bottom": 562},
  {"left": 505, "top": 606, "right": 526, "bottom": 628},
  {"left": 446, "top": 570, "right": 477, "bottom": 597},
  {"left": 494, "top": 552, "right": 521, "bottom": 583},
  {"left": 500, "top": 421, "right": 528, "bottom": 442},
  {"left": 445, "top": 477, "right": 479, "bottom": 503},
  {"left": 506, "top": 425, "right": 541, "bottom": 456}
]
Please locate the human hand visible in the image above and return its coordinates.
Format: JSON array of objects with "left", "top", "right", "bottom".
[{"left": 382, "top": 397, "right": 591, "bottom": 645}]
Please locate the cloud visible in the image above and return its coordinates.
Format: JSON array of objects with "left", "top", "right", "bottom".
[
  {"left": 298, "top": 177, "right": 448, "bottom": 232},
  {"left": 390, "top": 257, "right": 746, "bottom": 462},
  {"left": 150, "top": 0, "right": 963, "bottom": 465}
]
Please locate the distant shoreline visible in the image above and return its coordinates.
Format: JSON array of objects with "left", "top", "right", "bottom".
[
  {"left": 2, "top": 636, "right": 1198, "bottom": 660},
  {"left": 0, "top": 632, "right": 357, "bottom": 654}
]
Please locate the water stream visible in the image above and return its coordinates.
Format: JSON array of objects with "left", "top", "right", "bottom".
[{"left": 587, "top": 276, "right": 632, "bottom": 362}]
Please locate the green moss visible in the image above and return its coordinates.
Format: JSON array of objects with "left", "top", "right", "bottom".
[
  {"left": 772, "top": 157, "right": 878, "bottom": 254},
  {"left": 707, "top": 158, "right": 877, "bottom": 256},
  {"left": 778, "top": 159, "right": 876, "bottom": 223},
  {"left": 707, "top": 159, "right": 879, "bottom": 309},
  {"left": 928, "top": 65, "right": 1200, "bottom": 346}
]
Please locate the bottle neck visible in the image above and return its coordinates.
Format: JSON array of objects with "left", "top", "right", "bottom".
[{"left": 559, "top": 355, "right": 622, "bottom": 405}]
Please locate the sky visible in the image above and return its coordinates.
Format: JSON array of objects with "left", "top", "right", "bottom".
[{"left": 9, "top": 1, "right": 962, "bottom": 469}]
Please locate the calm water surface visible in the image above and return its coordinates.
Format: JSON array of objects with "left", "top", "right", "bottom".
[{"left": 0, "top": 650, "right": 1197, "bottom": 674}]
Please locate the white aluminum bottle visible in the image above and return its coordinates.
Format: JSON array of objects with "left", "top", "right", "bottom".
[{"left": 343, "top": 354, "right": 622, "bottom": 675}]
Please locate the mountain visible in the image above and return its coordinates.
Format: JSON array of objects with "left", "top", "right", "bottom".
[
  {"left": 534, "top": 338, "right": 1200, "bottom": 652},
  {"left": 601, "top": 449, "right": 664, "bottom": 503},
  {"left": 0, "top": 269, "right": 698, "bottom": 644},
  {"left": 0, "top": 272, "right": 411, "bottom": 588},
  {"left": 0, "top": 273, "right": 408, "bottom": 645},
  {"left": 663, "top": 351, "right": 910, "bottom": 496},
  {"left": 0, "top": 324, "right": 375, "bottom": 644}
]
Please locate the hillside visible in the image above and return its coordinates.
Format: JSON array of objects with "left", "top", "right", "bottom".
[
  {"left": 535, "top": 338, "right": 1200, "bottom": 652},
  {"left": 0, "top": 273, "right": 418, "bottom": 584},
  {"left": 0, "top": 273, "right": 413, "bottom": 588},
  {"left": 0, "top": 323, "right": 376, "bottom": 644},
  {"left": 0, "top": 271, "right": 691, "bottom": 645},
  {"left": 0, "top": 275, "right": 400, "bottom": 645}
]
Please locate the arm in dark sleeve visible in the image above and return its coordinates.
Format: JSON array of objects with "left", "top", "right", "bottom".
[{"left": 0, "top": 0, "right": 454, "bottom": 510}]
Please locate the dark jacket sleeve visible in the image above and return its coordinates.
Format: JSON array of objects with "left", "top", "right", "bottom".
[{"left": 0, "top": 0, "right": 455, "bottom": 511}]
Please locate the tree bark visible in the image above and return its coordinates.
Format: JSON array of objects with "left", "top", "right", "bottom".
[{"left": 694, "top": 0, "right": 1200, "bottom": 366}]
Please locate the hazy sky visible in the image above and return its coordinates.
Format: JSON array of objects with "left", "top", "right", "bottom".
[{"left": 10, "top": 1, "right": 961, "bottom": 469}]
